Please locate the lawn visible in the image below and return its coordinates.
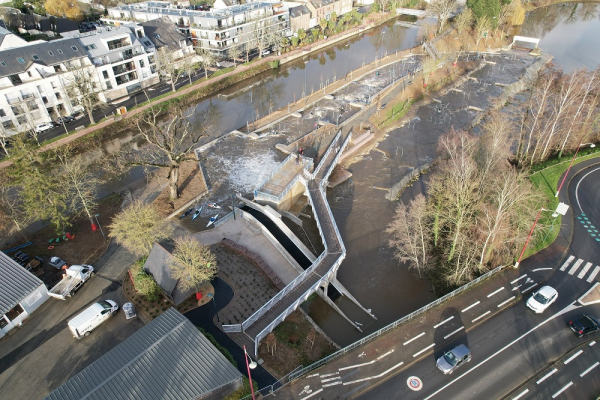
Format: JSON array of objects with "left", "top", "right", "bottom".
[{"left": 526, "top": 148, "right": 600, "bottom": 257}]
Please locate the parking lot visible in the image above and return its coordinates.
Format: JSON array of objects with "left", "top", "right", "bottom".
[{"left": 0, "top": 242, "right": 146, "bottom": 399}]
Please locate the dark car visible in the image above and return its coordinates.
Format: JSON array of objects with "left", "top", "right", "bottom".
[
  {"left": 569, "top": 315, "right": 600, "bottom": 337},
  {"left": 48, "top": 256, "right": 67, "bottom": 269},
  {"left": 55, "top": 116, "right": 75, "bottom": 125}
]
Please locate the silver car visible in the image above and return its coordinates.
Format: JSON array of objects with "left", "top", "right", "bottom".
[
  {"left": 526, "top": 285, "right": 558, "bottom": 313},
  {"left": 436, "top": 344, "right": 471, "bottom": 374}
]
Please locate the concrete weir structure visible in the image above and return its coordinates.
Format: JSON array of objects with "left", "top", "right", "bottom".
[{"left": 222, "top": 130, "right": 376, "bottom": 357}]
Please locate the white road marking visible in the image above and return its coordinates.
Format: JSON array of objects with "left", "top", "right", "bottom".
[
  {"left": 319, "top": 372, "right": 339, "bottom": 378},
  {"left": 342, "top": 361, "right": 404, "bottom": 385},
  {"left": 472, "top": 311, "right": 491, "bottom": 323},
  {"left": 403, "top": 332, "right": 425, "bottom": 346},
  {"left": 338, "top": 350, "right": 394, "bottom": 371},
  {"left": 575, "top": 166, "right": 600, "bottom": 212},
  {"left": 587, "top": 266, "right": 600, "bottom": 283},
  {"left": 300, "top": 388, "right": 323, "bottom": 399},
  {"left": 433, "top": 316, "right": 454, "bottom": 328},
  {"left": 522, "top": 283, "right": 537, "bottom": 293},
  {"left": 423, "top": 304, "right": 581, "bottom": 400},
  {"left": 511, "top": 275, "right": 528, "bottom": 284},
  {"left": 568, "top": 259, "right": 584, "bottom": 275},
  {"left": 321, "top": 377, "right": 341, "bottom": 383},
  {"left": 322, "top": 381, "right": 342, "bottom": 387},
  {"left": 551, "top": 381, "right": 573, "bottom": 398},
  {"left": 462, "top": 301, "right": 480, "bottom": 313},
  {"left": 443, "top": 326, "right": 464, "bottom": 340},
  {"left": 578, "top": 262, "right": 593, "bottom": 279},
  {"left": 536, "top": 368, "right": 557, "bottom": 384},
  {"left": 487, "top": 287, "right": 505, "bottom": 298},
  {"left": 532, "top": 268, "right": 552, "bottom": 272},
  {"left": 513, "top": 389, "right": 529, "bottom": 400},
  {"left": 560, "top": 255, "right": 575, "bottom": 271},
  {"left": 590, "top": 341, "right": 596, "bottom": 346},
  {"left": 413, "top": 344, "right": 435, "bottom": 358},
  {"left": 512, "top": 285, "right": 522, "bottom": 291},
  {"left": 306, "top": 373, "right": 319, "bottom": 378},
  {"left": 564, "top": 350, "right": 583, "bottom": 364},
  {"left": 497, "top": 296, "right": 516, "bottom": 308},
  {"left": 580, "top": 361, "right": 599, "bottom": 377}
]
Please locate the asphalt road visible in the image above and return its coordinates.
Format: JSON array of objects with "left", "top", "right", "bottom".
[{"left": 356, "top": 159, "right": 600, "bottom": 400}]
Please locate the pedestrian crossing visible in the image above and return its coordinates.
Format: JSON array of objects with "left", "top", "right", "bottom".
[{"left": 560, "top": 255, "right": 600, "bottom": 283}]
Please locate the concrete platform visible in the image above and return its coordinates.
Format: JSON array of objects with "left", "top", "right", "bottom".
[{"left": 192, "top": 217, "right": 300, "bottom": 285}]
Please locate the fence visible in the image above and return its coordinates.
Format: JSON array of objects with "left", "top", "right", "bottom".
[{"left": 287, "top": 264, "right": 507, "bottom": 381}]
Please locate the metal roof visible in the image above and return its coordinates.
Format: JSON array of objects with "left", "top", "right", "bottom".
[
  {"left": 141, "top": 17, "right": 187, "bottom": 50},
  {"left": 45, "top": 308, "right": 243, "bottom": 400},
  {"left": 289, "top": 5, "right": 310, "bottom": 18},
  {"left": 0, "top": 251, "right": 44, "bottom": 316}
]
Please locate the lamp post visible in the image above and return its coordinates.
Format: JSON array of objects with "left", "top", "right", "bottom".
[
  {"left": 94, "top": 214, "right": 107, "bottom": 242},
  {"left": 514, "top": 207, "right": 558, "bottom": 268},
  {"left": 555, "top": 143, "right": 596, "bottom": 197},
  {"left": 243, "top": 345, "right": 257, "bottom": 400}
]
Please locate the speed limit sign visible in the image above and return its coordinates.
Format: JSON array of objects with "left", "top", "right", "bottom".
[{"left": 407, "top": 376, "right": 423, "bottom": 391}]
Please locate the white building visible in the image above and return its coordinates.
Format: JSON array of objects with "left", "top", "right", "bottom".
[
  {"left": 0, "top": 251, "right": 49, "bottom": 338},
  {"left": 103, "top": 1, "right": 290, "bottom": 58}
]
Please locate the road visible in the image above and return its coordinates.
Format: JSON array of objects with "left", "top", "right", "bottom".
[{"left": 356, "top": 160, "right": 600, "bottom": 399}]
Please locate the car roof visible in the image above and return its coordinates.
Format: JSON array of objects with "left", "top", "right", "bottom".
[
  {"left": 538, "top": 286, "right": 557, "bottom": 297},
  {"left": 576, "top": 315, "right": 600, "bottom": 327},
  {"left": 450, "top": 344, "right": 470, "bottom": 358}
]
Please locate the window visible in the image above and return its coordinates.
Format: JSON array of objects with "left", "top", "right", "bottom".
[
  {"left": 11, "top": 106, "right": 23, "bottom": 115},
  {"left": 139, "top": 60, "right": 145, "bottom": 67},
  {"left": 55, "top": 92, "right": 62, "bottom": 99},
  {"left": 32, "top": 54, "right": 40, "bottom": 60},
  {"left": 71, "top": 46, "right": 78, "bottom": 51},
  {"left": 54, "top": 65, "right": 61, "bottom": 73},
  {"left": 0, "top": 61, "right": 5, "bottom": 67},
  {"left": 57, "top": 49, "right": 63, "bottom": 54},
  {"left": 2, "top": 120, "right": 14, "bottom": 129},
  {"left": 84, "top": 44, "right": 97, "bottom": 50},
  {"left": 106, "top": 81, "right": 113, "bottom": 90},
  {"left": 154, "top": 33, "right": 160, "bottom": 38},
  {"left": 27, "top": 100, "right": 38, "bottom": 110},
  {"left": 48, "top": 51, "right": 54, "bottom": 56},
  {"left": 102, "top": 70, "right": 109, "bottom": 79},
  {"left": 27, "top": 71, "right": 32, "bottom": 77},
  {"left": 17, "top": 57, "right": 25, "bottom": 64},
  {"left": 17, "top": 116, "right": 26, "bottom": 125},
  {"left": 0, "top": 109, "right": 5, "bottom": 117}
]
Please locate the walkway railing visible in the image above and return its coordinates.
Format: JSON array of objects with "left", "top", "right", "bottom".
[
  {"left": 288, "top": 264, "right": 507, "bottom": 381},
  {"left": 254, "top": 157, "right": 314, "bottom": 203},
  {"left": 253, "top": 153, "right": 294, "bottom": 194},
  {"left": 311, "top": 130, "right": 343, "bottom": 179}
]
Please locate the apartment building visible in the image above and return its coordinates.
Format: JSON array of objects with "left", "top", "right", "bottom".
[
  {"left": 306, "top": 0, "right": 353, "bottom": 27},
  {"left": 104, "top": 1, "right": 290, "bottom": 58}
]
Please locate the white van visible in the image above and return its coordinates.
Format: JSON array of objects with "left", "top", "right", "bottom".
[{"left": 68, "top": 300, "right": 119, "bottom": 339}]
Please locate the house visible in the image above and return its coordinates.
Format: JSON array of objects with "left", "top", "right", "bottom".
[
  {"left": 140, "top": 16, "right": 195, "bottom": 61},
  {"left": 0, "top": 251, "right": 49, "bottom": 338},
  {"left": 306, "top": 0, "right": 353, "bottom": 28},
  {"left": 289, "top": 5, "right": 311, "bottom": 33},
  {"left": 143, "top": 242, "right": 195, "bottom": 306},
  {"left": 0, "top": 26, "right": 28, "bottom": 50},
  {"left": 0, "top": 38, "right": 90, "bottom": 136},
  {"left": 45, "top": 308, "right": 243, "bottom": 400}
]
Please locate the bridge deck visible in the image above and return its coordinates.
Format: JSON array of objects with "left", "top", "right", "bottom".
[{"left": 259, "top": 157, "right": 307, "bottom": 197}]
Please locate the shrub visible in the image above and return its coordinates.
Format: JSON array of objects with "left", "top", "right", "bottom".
[
  {"left": 197, "top": 327, "right": 237, "bottom": 367},
  {"left": 130, "top": 258, "right": 162, "bottom": 302}
]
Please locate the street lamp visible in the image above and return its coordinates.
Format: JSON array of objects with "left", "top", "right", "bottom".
[
  {"left": 243, "top": 345, "right": 257, "bottom": 400},
  {"left": 555, "top": 142, "right": 596, "bottom": 197},
  {"left": 94, "top": 214, "right": 107, "bottom": 242},
  {"left": 514, "top": 207, "right": 558, "bottom": 269}
]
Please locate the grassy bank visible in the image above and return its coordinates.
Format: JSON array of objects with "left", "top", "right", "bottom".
[{"left": 526, "top": 147, "right": 600, "bottom": 257}]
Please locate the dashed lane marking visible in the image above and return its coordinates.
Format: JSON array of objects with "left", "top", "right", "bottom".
[
  {"left": 403, "top": 332, "right": 425, "bottom": 346},
  {"left": 552, "top": 382, "right": 573, "bottom": 398},
  {"left": 322, "top": 381, "right": 342, "bottom": 388},
  {"left": 590, "top": 341, "right": 596, "bottom": 346},
  {"left": 578, "top": 262, "right": 593, "bottom": 279},
  {"left": 497, "top": 296, "right": 516, "bottom": 308},
  {"left": 413, "top": 344, "right": 435, "bottom": 358},
  {"left": 433, "top": 316, "right": 454, "bottom": 329},
  {"left": 472, "top": 311, "right": 491, "bottom": 323},
  {"left": 510, "top": 275, "right": 528, "bottom": 284},
  {"left": 444, "top": 326, "right": 464, "bottom": 340},
  {"left": 513, "top": 389, "right": 529, "bottom": 400},
  {"left": 564, "top": 350, "right": 583, "bottom": 364},
  {"left": 522, "top": 283, "right": 537, "bottom": 293},
  {"left": 536, "top": 368, "right": 557, "bottom": 384},
  {"left": 580, "top": 361, "right": 599, "bottom": 377},
  {"left": 560, "top": 255, "right": 575, "bottom": 271},
  {"left": 338, "top": 350, "right": 394, "bottom": 371},
  {"left": 487, "top": 287, "right": 505, "bottom": 298},
  {"left": 512, "top": 285, "right": 522, "bottom": 291},
  {"left": 342, "top": 361, "right": 404, "bottom": 385},
  {"left": 461, "top": 301, "right": 480, "bottom": 313},
  {"left": 320, "top": 372, "right": 339, "bottom": 378},
  {"left": 569, "top": 259, "right": 584, "bottom": 275},
  {"left": 532, "top": 268, "right": 552, "bottom": 272},
  {"left": 300, "top": 388, "right": 323, "bottom": 399},
  {"left": 321, "top": 377, "right": 341, "bottom": 383}
]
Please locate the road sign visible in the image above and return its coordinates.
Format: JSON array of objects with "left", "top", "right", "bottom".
[{"left": 407, "top": 376, "right": 423, "bottom": 391}]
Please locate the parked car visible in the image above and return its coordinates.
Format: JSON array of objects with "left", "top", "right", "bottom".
[
  {"left": 55, "top": 116, "right": 75, "bottom": 125},
  {"left": 48, "top": 256, "right": 67, "bottom": 269},
  {"left": 526, "top": 285, "right": 558, "bottom": 313},
  {"left": 35, "top": 123, "right": 54, "bottom": 133},
  {"left": 436, "top": 344, "right": 471, "bottom": 374},
  {"left": 569, "top": 314, "right": 600, "bottom": 337},
  {"left": 68, "top": 300, "right": 119, "bottom": 339},
  {"left": 48, "top": 265, "right": 94, "bottom": 300}
]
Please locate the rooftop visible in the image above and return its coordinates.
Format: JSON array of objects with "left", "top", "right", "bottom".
[{"left": 0, "top": 252, "right": 44, "bottom": 316}]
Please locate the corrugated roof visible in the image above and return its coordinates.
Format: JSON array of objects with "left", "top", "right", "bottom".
[
  {"left": 144, "top": 243, "right": 179, "bottom": 296},
  {"left": 140, "top": 17, "right": 186, "bottom": 51},
  {"left": 0, "top": 251, "right": 44, "bottom": 316},
  {"left": 45, "top": 308, "right": 242, "bottom": 400}
]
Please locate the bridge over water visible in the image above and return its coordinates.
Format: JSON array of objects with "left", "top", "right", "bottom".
[{"left": 224, "top": 130, "right": 375, "bottom": 357}]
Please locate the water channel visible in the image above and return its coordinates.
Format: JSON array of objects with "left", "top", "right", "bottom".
[{"left": 100, "top": 5, "right": 596, "bottom": 347}]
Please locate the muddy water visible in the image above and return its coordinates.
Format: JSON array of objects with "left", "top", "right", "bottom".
[{"left": 518, "top": 2, "right": 600, "bottom": 72}]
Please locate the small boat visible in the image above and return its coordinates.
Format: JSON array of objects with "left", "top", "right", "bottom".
[
  {"left": 191, "top": 206, "right": 203, "bottom": 220},
  {"left": 180, "top": 207, "right": 194, "bottom": 219},
  {"left": 206, "top": 215, "right": 219, "bottom": 227},
  {"left": 207, "top": 202, "right": 221, "bottom": 209}
]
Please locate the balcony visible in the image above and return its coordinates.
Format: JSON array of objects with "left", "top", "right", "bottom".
[
  {"left": 116, "top": 71, "right": 138, "bottom": 86},
  {"left": 113, "top": 61, "right": 135, "bottom": 76}
]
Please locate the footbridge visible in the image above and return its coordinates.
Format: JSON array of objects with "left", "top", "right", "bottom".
[{"left": 224, "top": 130, "right": 376, "bottom": 357}]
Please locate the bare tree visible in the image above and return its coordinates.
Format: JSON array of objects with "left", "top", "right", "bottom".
[
  {"left": 108, "top": 201, "right": 173, "bottom": 257},
  {"left": 474, "top": 16, "right": 492, "bottom": 50},
  {"left": 453, "top": 8, "right": 473, "bottom": 38},
  {"left": 62, "top": 61, "right": 102, "bottom": 125},
  {"left": 170, "top": 235, "right": 218, "bottom": 291},
  {"left": 427, "top": 0, "right": 457, "bottom": 34},
  {"left": 197, "top": 47, "right": 216, "bottom": 79},
  {"left": 0, "top": 171, "right": 31, "bottom": 240},
  {"left": 0, "top": 124, "right": 11, "bottom": 156},
  {"left": 421, "top": 56, "right": 440, "bottom": 87},
  {"left": 180, "top": 55, "right": 198, "bottom": 85},
  {"left": 228, "top": 44, "right": 242, "bottom": 67},
  {"left": 386, "top": 194, "right": 432, "bottom": 278},
  {"left": 265, "top": 332, "right": 277, "bottom": 355},
  {"left": 157, "top": 47, "right": 184, "bottom": 92}
]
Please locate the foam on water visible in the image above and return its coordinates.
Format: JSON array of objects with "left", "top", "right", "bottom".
[{"left": 207, "top": 150, "right": 281, "bottom": 193}]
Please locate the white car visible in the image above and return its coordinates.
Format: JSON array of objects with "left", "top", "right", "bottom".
[
  {"left": 35, "top": 122, "right": 54, "bottom": 133},
  {"left": 526, "top": 285, "right": 558, "bottom": 313}
]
